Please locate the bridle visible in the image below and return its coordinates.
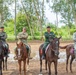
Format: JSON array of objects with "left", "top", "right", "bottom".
[{"left": 49, "top": 37, "right": 60, "bottom": 56}]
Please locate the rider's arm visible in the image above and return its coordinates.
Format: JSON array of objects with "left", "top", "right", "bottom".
[
  {"left": 21, "top": 33, "right": 28, "bottom": 39},
  {"left": 0, "top": 32, "right": 7, "bottom": 40},
  {"left": 17, "top": 32, "right": 28, "bottom": 39},
  {"left": 17, "top": 33, "right": 22, "bottom": 39},
  {"left": 44, "top": 32, "right": 49, "bottom": 38}
]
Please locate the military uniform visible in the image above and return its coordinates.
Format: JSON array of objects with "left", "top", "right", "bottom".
[
  {"left": 73, "top": 32, "right": 76, "bottom": 60},
  {"left": 43, "top": 32, "right": 55, "bottom": 51},
  {"left": 0, "top": 25, "right": 9, "bottom": 56}
]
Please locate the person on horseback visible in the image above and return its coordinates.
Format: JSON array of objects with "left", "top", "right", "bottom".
[
  {"left": 42, "top": 26, "right": 58, "bottom": 59},
  {"left": 73, "top": 32, "right": 76, "bottom": 60},
  {"left": 0, "top": 24, "right": 10, "bottom": 57},
  {"left": 14, "top": 27, "right": 31, "bottom": 60}
]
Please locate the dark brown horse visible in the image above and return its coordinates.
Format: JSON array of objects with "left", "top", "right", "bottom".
[
  {"left": 15, "top": 41, "right": 29, "bottom": 75},
  {"left": 39, "top": 37, "right": 61, "bottom": 75},
  {"left": 0, "top": 40, "right": 4, "bottom": 75},
  {"left": 46, "top": 37, "right": 61, "bottom": 75},
  {"left": 60, "top": 44, "right": 75, "bottom": 73},
  {"left": 0, "top": 40, "right": 9, "bottom": 75}
]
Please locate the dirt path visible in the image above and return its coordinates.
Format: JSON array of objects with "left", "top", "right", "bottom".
[{"left": 2, "top": 42, "right": 76, "bottom": 75}]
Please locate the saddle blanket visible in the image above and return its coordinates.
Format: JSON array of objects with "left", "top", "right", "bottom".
[
  {"left": 70, "top": 48, "right": 74, "bottom": 54},
  {"left": 45, "top": 44, "right": 50, "bottom": 53}
]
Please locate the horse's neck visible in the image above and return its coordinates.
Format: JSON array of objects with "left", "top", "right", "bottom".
[{"left": 48, "top": 45, "right": 54, "bottom": 55}]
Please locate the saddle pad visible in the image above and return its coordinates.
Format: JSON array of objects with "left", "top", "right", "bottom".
[
  {"left": 45, "top": 44, "right": 50, "bottom": 53},
  {"left": 70, "top": 48, "right": 74, "bottom": 54}
]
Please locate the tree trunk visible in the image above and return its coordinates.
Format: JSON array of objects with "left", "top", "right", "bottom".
[{"left": 21, "top": 1, "right": 33, "bottom": 37}]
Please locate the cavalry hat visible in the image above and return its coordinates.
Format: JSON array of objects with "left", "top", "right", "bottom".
[{"left": 47, "top": 26, "right": 51, "bottom": 28}]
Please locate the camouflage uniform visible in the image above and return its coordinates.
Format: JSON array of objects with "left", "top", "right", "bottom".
[
  {"left": 73, "top": 32, "right": 76, "bottom": 60},
  {"left": 15, "top": 31, "right": 31, "bottom": 55}
]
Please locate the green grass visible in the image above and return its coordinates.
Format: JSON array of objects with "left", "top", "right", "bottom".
[{"left": 7, "top": 35, "right": 73, "bottom": 42}]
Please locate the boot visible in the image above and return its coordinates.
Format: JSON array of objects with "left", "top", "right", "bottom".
[
  {"left": 41, "top": 49, "right": 45, "bottom": 59},
  {"left": 14, "top": 55, "right": 18, "bottom": 60}
]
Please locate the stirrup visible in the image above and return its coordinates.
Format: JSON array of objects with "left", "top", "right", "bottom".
[{"left": 14, "top": 56, "right": 18, "bottom": 60}]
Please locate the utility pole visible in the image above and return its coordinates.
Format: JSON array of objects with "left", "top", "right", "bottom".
[{"left": 14, "top": 0, "right": 17, "bottom": 39}]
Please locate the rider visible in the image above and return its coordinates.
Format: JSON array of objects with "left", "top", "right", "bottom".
[
  {"left": 73, "top": 31, "right": 76, "bottom": 60},
  {"left": 42, "top": 26, "right": 56, "bottom": 59},
  {"left": 14, "top": 27, "right": 31, "bottom": 60},
  {"left": 0, "top": 24, "right": 10, "bottom": 56}
]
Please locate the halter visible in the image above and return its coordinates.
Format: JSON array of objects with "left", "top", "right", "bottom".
[
  {"left": 49, "top": 37, "right": 60, "bottom": 56},
  {"left": 16, "top": 41, "right": 27, "bottom": 60}
]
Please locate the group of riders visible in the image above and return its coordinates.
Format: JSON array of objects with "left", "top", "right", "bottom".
[{"left": 0, "top": 23, "right": 76, "bottom": 60}]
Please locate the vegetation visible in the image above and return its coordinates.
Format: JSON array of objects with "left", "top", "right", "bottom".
[{"left": 0, "top": 0, "right": 76, "bottom": 41}]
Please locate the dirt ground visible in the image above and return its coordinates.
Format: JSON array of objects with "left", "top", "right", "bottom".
[{"left": 2, "top": 42, "right": 76, "bottom": 75}]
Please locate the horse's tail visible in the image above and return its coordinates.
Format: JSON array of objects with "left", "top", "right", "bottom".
[{"left": 59, "top": 45, "right": 68, "bottom": 49}]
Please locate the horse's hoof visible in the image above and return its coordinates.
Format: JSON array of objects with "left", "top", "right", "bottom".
[
  {"left": 71, "top": 71, "right": 73, "bottom": 73},
  {"left": 39, "top": 73, "right": 43, "bottom": 75}
]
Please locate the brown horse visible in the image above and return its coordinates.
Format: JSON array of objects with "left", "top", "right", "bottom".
[
  {"left": 46, "top": 37, "right": 61, "bottom": 75},
  {"left": 60, "top": 44, "right": 75, "bottom": 73},
  {"left": 39, "top": 37, "right": 61, "bottom": 75},
  {"left": 15, "top": 41, "right": 29, "bottom": 75}
]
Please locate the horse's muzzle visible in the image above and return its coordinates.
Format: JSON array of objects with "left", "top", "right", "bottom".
[
  {"left": 54, "top": 50, "right": 59, "bottom": 56},
  {"left": 17, "top": 55, "right": 22, "bottom": 60}
]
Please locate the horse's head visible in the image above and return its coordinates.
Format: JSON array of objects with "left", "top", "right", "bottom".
[
  {"left": 16, "top": 41, "right": 25, "bottom": 60},
  {"left": 49, "top": 37, "right": 61, "bottom": 56}
]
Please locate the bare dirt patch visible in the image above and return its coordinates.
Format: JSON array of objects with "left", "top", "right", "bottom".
[{"left": 3, "top": 42, "right": 76, "bottom": 75}]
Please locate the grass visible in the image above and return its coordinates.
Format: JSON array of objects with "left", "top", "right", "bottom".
[{"left": 7, "top": 35, "right": 73, "bottom": 42}]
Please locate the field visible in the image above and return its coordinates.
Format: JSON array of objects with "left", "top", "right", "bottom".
[{"left": 2, "top": 41, "right": 76, "bottom": 75}]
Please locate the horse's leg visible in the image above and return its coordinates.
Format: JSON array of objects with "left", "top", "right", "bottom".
[
  {"left": 5, "top": 57, "right": 7, "bottom": 71},
  {"left": 26, "top": 58, "right": 29, "bottom": 71},
  {"left": 45, "top": 59, "right": 47, "bottom": 71},
  {"left": 66, "top": 55, "right": 70, "bottom": 72},
  {"left": 54, "top": 61, "right": 57, "bottom": 75},
  {"left": 18, "top": 60, "right": 21, "bottom": 75},
  {"left": 48, "top": 61, "right": 51, "bottom": 75},
  {"left": 2, "top": 58, "right": 4, "bottom": 70},
  {"left": 40, "top": 57, "right": 42, "bottom": 73},
  {"left": 23, "top": 60, "right": 26, "bottom": 75},
  {"left": 0, "top": 60, "right": 3, "bottom": 75},
  {"left": 70, "top": 56, "right": 74, "bottom": 73}
]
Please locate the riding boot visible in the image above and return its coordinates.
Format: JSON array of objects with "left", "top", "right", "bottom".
[
  {"left": 26, "top": 45, "right": 32, "bottom": 59},
  {"left": 14, "top": 48, "right": 18, "bottom": 60},
  {"left": 57, "top": 56, "right": 60, "bottom": 59},
  {"left": 42, "top": 48, "right": 45, "bottom": 59}
]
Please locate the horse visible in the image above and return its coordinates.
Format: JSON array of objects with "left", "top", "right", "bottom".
[
  {"left": 39, "top": 37, "right": 61, "bottom": 75},
  {"left": 15, "top": 41, "right": 29, "bottom": 75},
  {"left": 2, "top": 43, "right": 9, "bottom": 71},
  {"left": 46, "top": 37, "right": 61, "bottom": 75},
  {"left": 0, "top": 40, "right": 4, "bottom": 75},
  {"left": 59, "top": 44, "right": 75, "bottom": 73}
]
